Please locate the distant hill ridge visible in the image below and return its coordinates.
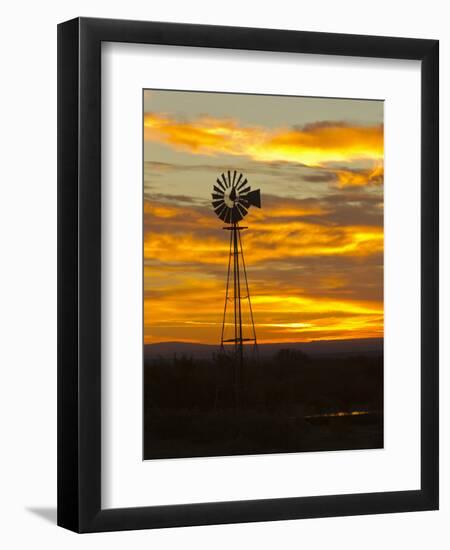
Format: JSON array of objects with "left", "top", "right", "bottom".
[{"left": 145, "top": 337, "right": 383, "bottom": 359}]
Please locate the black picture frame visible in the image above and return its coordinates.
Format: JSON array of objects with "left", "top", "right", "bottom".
[{"left": 57, "top": 17, "right": 439, "bottom": 533}]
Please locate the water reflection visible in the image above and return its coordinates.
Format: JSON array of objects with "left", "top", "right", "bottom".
[{"left": 305, "top": 410, "right": 372, "bottom": 419}]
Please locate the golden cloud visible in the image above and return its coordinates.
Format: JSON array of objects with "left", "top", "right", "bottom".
[
  {"left": 144, "top": 113, "right": 383, "bottom": 167},
  {"left": 335, "top": 164, "right": 384, "bottom": 188},
  {"left": 146, "top": 226, "right": 382, "bottom": 268}
]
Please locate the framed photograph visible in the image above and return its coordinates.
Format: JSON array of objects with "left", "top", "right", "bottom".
[{"left": 58, "top": 17, "right": 439, "bottom": 532}]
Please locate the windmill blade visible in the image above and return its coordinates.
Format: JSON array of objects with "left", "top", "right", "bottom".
[
  {"left": 214, "top": 202, "right": 226, "bottom": 215},
  {"left": 235, "top": 206, "right": 245, "bottom": 223},
  {"left": 245, "top": 189, "right": 261, "bottom": 208},
  {"left": 239, "top": 186, "right": 251, "bottom": 195},
  {"left": 235, "top": 172, "right": 243, "bottom": 188},
  {"left": 232, "top": 170, "right": 237, "bottom": 186},
  {"left": 219, "top": 210, "right": 229, "bottom": 222},
  {"left": 213, "top": 185, "right": 224, "bottom": 195},
  {"left": 216, "top": 178, "right": 226, "bottom": 191},
  {"left": 239, "top": 198, "right": 250, "bottom": 208},
  {"left": 215, "top": 203, "right": 228, "bottom": 220},
  {"left": 212, "top": 193, "right": 223, "bottom": 200},
  {"left": 236, "top": 178, "right": 248, "bottom": 191},
  {"left": 212, "top": 199, "right": 225, "bottom": 209},
  {"left": 218, "top": 208, "right": 229, "bottom": 222},
  {"left": 227, "top": 170, "right": 232, "bottom": 187},
  {"left": 224, "top": 207, "right": 232, "bottom": 224},
  {"left": 231, "top": 206, "right": 243, "bottom": 223},
  {"left": 236, "top": 203, "right": 248, "bottom": 219},
  {"left": 221, "top": 173, "right": 229, "bottom": 188}
]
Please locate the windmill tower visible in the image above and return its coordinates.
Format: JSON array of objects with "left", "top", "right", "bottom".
[{"left": 211, "top": 171, "right": 261, "bottom": 386}]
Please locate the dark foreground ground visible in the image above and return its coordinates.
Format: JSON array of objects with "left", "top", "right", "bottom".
[{"left": 143, "top": 347, "right": 383, "bottom": 459}]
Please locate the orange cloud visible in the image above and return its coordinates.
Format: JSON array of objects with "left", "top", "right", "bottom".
[
  {"left": 335, "top": 164, "right": 384, "bottom": 188},
  {"left": 144, "top": 113, "right": 383, "bottom": 167},
  {"left": 246, "top": 222, "right": 383, "bottom": 261},
  {"left": 250, "top": 203, "right": 330, "bottom": 220},
  {"left": 144, "top": 221, "right": 383, "bottom": 265}
]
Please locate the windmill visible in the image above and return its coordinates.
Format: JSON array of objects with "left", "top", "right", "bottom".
[{"left": 211, "top": 170, "right": 261, "bottom": 397}]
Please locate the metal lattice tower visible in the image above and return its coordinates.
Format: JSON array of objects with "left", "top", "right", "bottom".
[{"left": 211, "top": 171, "right": 261, "bottom": 377}]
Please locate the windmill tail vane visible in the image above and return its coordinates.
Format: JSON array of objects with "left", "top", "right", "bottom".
[{"left": 211, "top": 170, "right": 261, "bottom": 379}]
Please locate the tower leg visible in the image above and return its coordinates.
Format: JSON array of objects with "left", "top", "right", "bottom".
[
  {"left": 235, "top": 226, "right": 244, "bottom": 371},
  {"left": 220, "top": 228, "right": 233, "bottom": 351},
  {"left": 232, "top": 223, "right": 244, "bottom": 410},
  {"left": 238, "top": 229, "right": 258, "bottom": 357},
  {"left": 220, "top": 222, "right": 258, "bottom": 412}
]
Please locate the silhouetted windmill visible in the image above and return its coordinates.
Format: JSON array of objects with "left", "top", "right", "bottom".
[{"left": 211, "top": 170, "right": 261, "bottom": 399}]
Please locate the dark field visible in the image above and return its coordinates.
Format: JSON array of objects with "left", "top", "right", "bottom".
[{"left": 143, "top": 346, "right": 383, "bottom": 459}]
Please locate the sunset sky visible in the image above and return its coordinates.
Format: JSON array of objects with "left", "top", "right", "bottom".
[{"left": 143, "top": 90, "right": 384, "bottom": 344}]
